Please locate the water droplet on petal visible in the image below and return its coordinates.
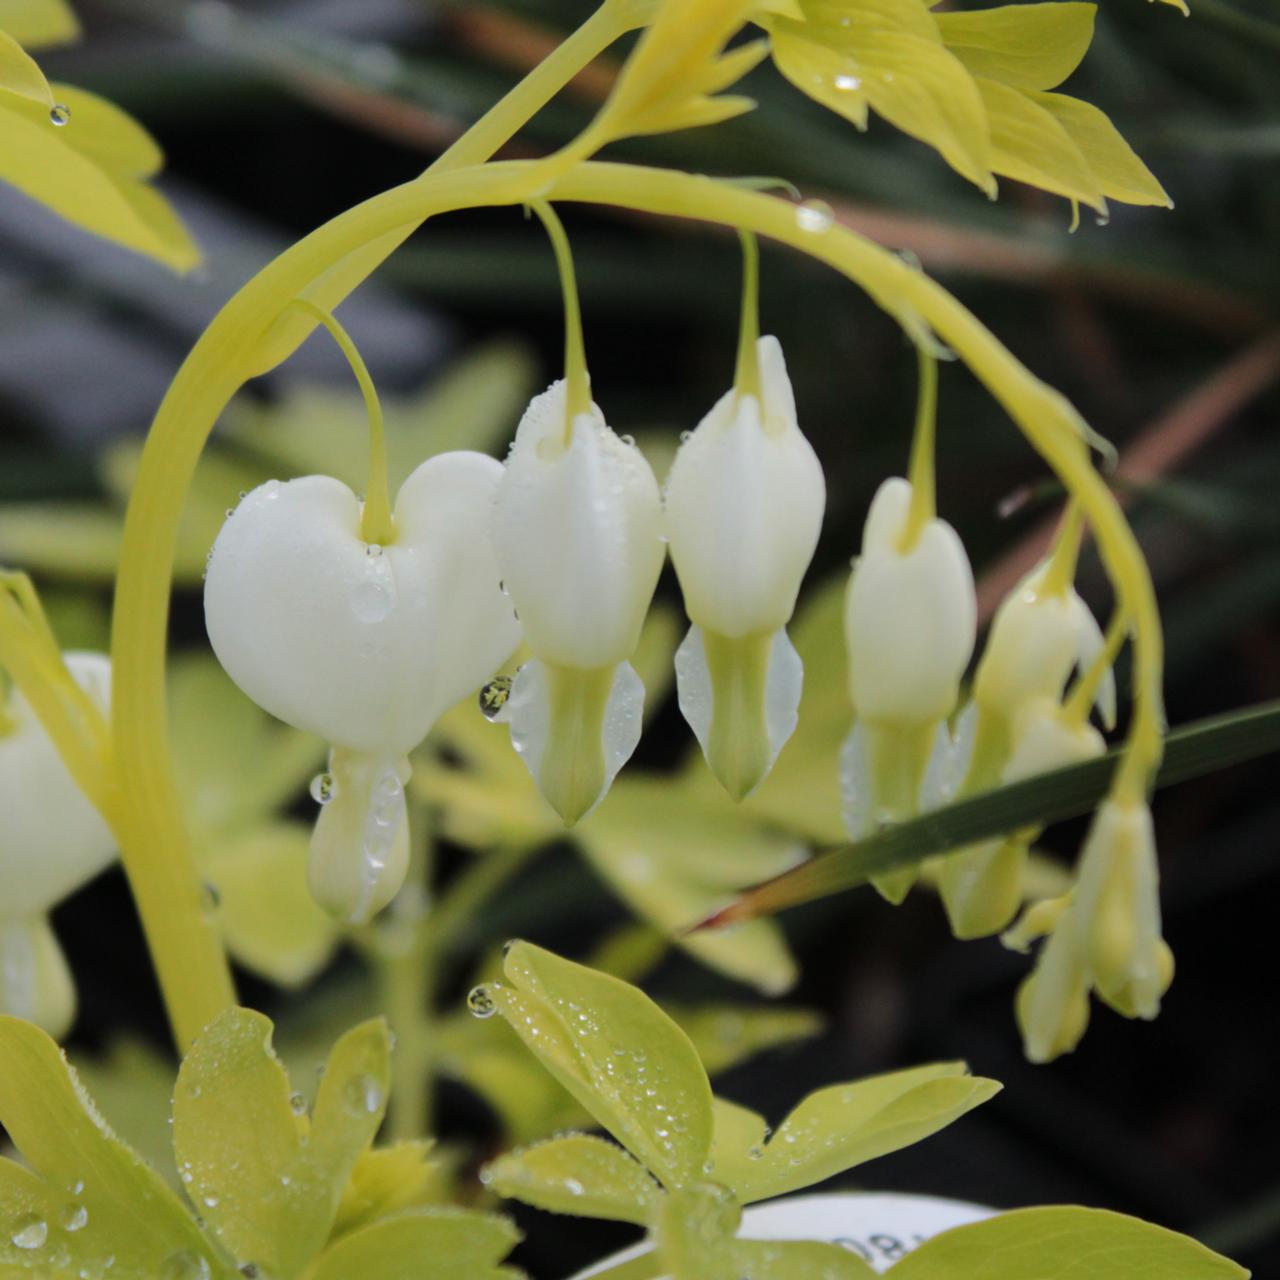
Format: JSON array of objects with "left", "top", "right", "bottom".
[
  {"left": 478, "top": 676, "right": 513, "bottom": 720},
  {"left": 834, "top": 73, "right": 862, "bottom": 92},
  {"left": 796, "top": 199, "right": 834, "bottom": 233},
  {"left": 49, "top": 103, "right": 71, "bottom": 126},
  {"left": 11, "top": 1215, "right": 48, "bottom": 1249},
  {"left": 309, "top": 772, "right": 337, "bottom": 804},
  {"left": 200, "top": 882, "right": 221, "bottom": 913},
  {"left": 467, "top": 985, "right": 497, "bottom": 1019},
  {"left": 289, "top": 1091, "right": 307, "bottom": 1116}
]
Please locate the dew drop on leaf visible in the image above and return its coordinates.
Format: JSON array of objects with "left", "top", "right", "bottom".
[
  {"left": 342, "top": 1073, "right": 384, "bottom": 1116},
  {"left": 49, "top": 103, "right": 71, "bottom": 126},
  {"left": 61, "top": 1203, "right": 89, "bottom": 1232},
  {"left": 159, "top": 1250, "right": 212, "bottom": 1280},
  {"left": 289, "top": 1090, "right": 308, "bottom": 1116},
  {"left": 10, "top": 1214, "right": 48, "bottom": 1250}
]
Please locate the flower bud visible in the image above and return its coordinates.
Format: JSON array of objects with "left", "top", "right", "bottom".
[
  {"left": 665, "top": 337, "right": 824, "bottom": 639},
  {"left": 205, "top": 451, "right": 519, "bottom": 921},
  {"left": 1015, "top": 915, "right": 1092, "bottom": 1064},
  {"left": 939, "top": 697, "right": 1108, "bottom": 939},
  {"left": 845, "top": 478, "right": 976, "bottom": 727},
  {"left": 664, "top": 337, "right": 823, "bottom": 798},
  {"left": 841, "top": 478, "right": 975, "bottom": 903},
  {"left": 491, "top": 381, "right": 665, "bottom": 824},
  {"left": 1076, "top": 798, "right": 1172, "bottom": 1020},
  {"left": 1, "top": 651, "right": 114, "bottom": 1037},
  {"left": 974, "top": 566, "right": 1115, "bottom": 732}
]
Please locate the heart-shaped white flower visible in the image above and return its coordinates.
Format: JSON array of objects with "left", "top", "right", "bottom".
[
  {"left": 1, "top": 651, "right": 115, "bottom": 1037},
  {"left": 204, "top": 451, "right": 520, "bottom": 921},
  {"left": 665, "top": 336, "right": 824, "bottom": 800},
  {"left": 491, "top": 380, "right": 664, "bottom": 825}
]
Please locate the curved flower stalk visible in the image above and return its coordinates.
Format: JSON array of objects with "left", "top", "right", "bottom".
[
  {"left": 491, "top": 205, "right": 664, "bottom": 825},
  {"left": 665, "top": 234, "right": 825, "bottom": 799},
  {"left": 937, "top": 507, "right": 1117, "bottom": 937},
  {"left": 841, "top": 353, "right": 976, "bottom": 902},
  {"left": 204, "top": 307, "right": 519, "bottom": 924},
  {"left": 0, "top": 576, "right": 116, "bottom": 1037}
]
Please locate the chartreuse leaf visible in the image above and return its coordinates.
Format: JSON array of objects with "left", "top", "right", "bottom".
[
  {"left": 977, "top": 77, "right": 1105, "bottom": 211},
  {"left": 707, "top": 1096, "right": 769, "bottom": 1190},
  {"left": 579, "top": 777, "right": 802, "bottom": 995},
  {"left": 1034, "top": 91, "right": 1172, "bottom": 207},
  {"left": 0, "top": 82, "right": 197, "bottom": 269},
  {"left": 721, "top": 1063, "right": 1000, "bottom": 1204},
  {"left": 0, "top": 1016, "right": 229, "bottom": 1278},
  {"left": 485, "top": 1134, "right": 660, "bottom": 1224},
  {"left": 204, "top": 823, "right": 339, "bottom": 988},
  {"left": 310, "top": 1208, "right": 521, "bottom": 1280},
  {"left": 331, "top": 1141, "right": 447, "bottom": 1238},
  {"left": 936, "top": 3, "right": 1096, "bottom": 91},
  {"left": 0, "top": 0, "right": 80, "bottom": 48},
  {"left": 889, "top": 1206, "right": 1248, "bottom": 1279},
  {"left": 587, "top": 0, "right": 759, "bottom": 144},
  {"left": 488, "top": 943, "right": 715, "bottom": 1189},
  {"left": 1, "top": 27, "right": 52, "bottom": 103},
  {"left": 667, "top": 1003, "right": 821, "bottom": 1078},
  {"left": 0, "top": 503, "right": 125, "bottom": 580},
  {"left": 730, "top": 1239, "right": 876, "bottom": 1278},
  {"left": 172, "top": 1008, "right": 390, "bottom": 1277}
]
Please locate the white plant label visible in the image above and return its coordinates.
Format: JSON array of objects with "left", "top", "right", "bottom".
[{"left": 574, "top": 1191, "right": 993, "bottom": 1277}]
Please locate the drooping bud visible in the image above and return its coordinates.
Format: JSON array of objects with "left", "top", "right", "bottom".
[
  {"left": 0, "top": 651, "right": 115, "bottom": 1037},
  {"left": 492, "top": 380, "right": 664, "bottom": 824},
  {"left": 665, "top": 336, "right": 824, "bottom": 798},
  {"left": 939, "top": 696, "right": 1106, "bottom": 939},
  {"left": 1015, "top": 910, "right": 1092, "bottom": 1064},
  {"left": 205, "top": 452, "right": 520, "bottom": 921},
  {"left": 1075, "top": 798, "right": 1173, "bottom": 1020},
  {"left": 842, "top": 475, "right": 976, "bottom": 902}
]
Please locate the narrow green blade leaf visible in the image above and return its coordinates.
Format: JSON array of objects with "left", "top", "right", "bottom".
[
  {"left": 703, "top": 700, "right": 1280, "bottom": 926},
  {"left": 890, "top": 1206, "right": 1248, "bottom": 1279}
]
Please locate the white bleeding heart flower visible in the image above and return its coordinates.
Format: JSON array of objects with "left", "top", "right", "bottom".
[
  {"left": 1, "top": 651, "right": 115, "bottom": 1038},
  {"left": 841, "top": 476, "right": 976, "bottom": 903},
  {"left": 204, "top": 451, "right": 520, "bottom": 923},
  {"left": 491, "top": 379, "right": 665, "bottom": 825},
  {"left": 665, "top": 336, "right": 825, "bottom": 799}
]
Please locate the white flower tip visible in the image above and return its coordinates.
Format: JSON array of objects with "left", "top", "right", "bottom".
[
  {"left": 498, "top": 659, "right": 644, "bottom": 825},
  {"left": 939, "top": 839, "right": 1026, "bottom": 940},
  {"left": 0, "top": 916, "right": 76, "bottom": 1040},
  {"left": 674, "top": 625, "right": 802, "bottom": 800},
  {"left": 307, "top": 751, "right": 411, "bottom": 924}
]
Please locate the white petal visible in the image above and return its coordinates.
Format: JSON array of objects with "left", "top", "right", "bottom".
[
  {"left": 307, "top": 750, "right": 411, "bottom": 924},
  {"left": 674, "top": 623, "right": 803, "bottom": 798},
  {"left": 838, "top": 720, "right": 873, "bottom": 840},
  {"left": 664, "top": 337, "right": 825, "bottom": 637},
  {"left": 0, "top": 652, "right": 115, "bottom": 919},
  {"left": 1004, "top": 697, "right": 1105, "bottom": 782},
  {"left": 493, "top": 381, "right": 664, "bottom": 669},
  {"left": 498, "top": 658, "right": 644, "bottom": 824},
  {"left": 845, "top": 482, "right": 976, "bottom": 726},
  {"left": 1069, "top": 590, "right": 1117, "bottom": 730},
  {"left": 204, "top": 453, "right": 519, "bottom": 756},
  {"left": 0, "top": 915, "right": 76, "bottom": 1039}
]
